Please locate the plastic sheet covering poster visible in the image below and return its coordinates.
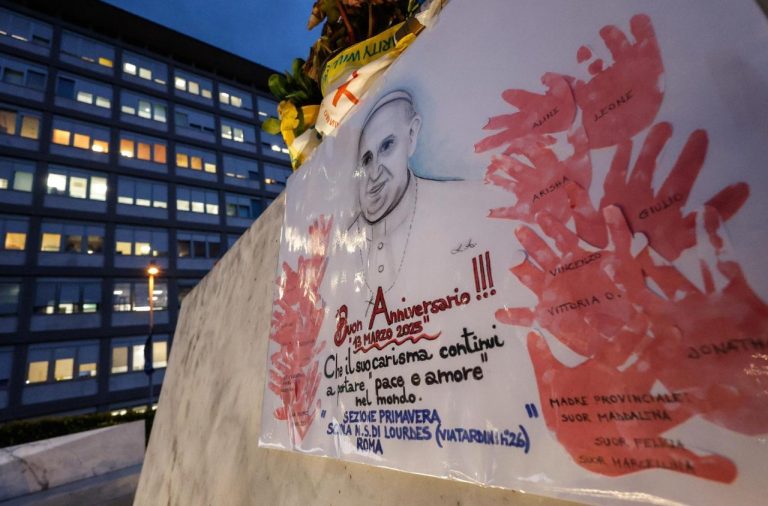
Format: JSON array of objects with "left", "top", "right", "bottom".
[{"left": 259, "top": 1, "right": 768, "bottom": 504}]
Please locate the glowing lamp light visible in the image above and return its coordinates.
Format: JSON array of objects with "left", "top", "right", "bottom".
[{"left": 147, "top": 264, "right": 160, "bottom": 276}]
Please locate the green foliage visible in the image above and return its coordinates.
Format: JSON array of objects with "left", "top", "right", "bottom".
[
  {"left": 304, "top": 0, "right": 418, "bottom": 83},
  {"left": 0, "top": 410, "right": 155, "bottom": 448},
  {"left": 267, "top": 58, "right": 322, "bottom": 106}
]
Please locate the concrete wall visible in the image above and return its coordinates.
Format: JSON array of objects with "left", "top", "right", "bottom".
[
  {"left": 0, "top": 420, "right": 143, "bottom": 503},
  {"left": 134, "top": 196, "right": 578, "bottom": 506}
]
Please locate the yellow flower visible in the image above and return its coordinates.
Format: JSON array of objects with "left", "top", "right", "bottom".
[{"left": 278, "top": 100, "right": 300, "bottom": 131}]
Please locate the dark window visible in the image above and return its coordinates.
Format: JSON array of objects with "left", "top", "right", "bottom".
[
  {"left": 26, "top": 70, "right": 46, "bottom": 90},
  {"left": 56, "top": 77, "right": 75, "bottom": 99},
  {"left": 64, "top": 234, "right": 82, "bottom": 253},
  {"left": 177, "top": 240, "right": 190, "bottom": 258},
  {"left": 2, "top": 68, "right": 23, "bottom": 86},
  {"left": 87, "top": 235, "right": 103, "bottom": 254}
]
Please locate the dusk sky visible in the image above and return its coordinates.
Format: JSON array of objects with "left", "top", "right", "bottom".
[{"left": 102, "top": 0, "right": 321, "bottom": 72}]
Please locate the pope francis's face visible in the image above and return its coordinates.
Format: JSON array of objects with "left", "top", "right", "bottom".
[{"left": 357, "top": 100, "right": 421, "bottom": 224}]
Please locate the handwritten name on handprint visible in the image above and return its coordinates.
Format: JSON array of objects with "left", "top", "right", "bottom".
[
  {"left": 572, "top": 14, "right": 664, "bottom": 148},
  {"left": 474, "top": 73, "right": 576, "bottom": 155}
]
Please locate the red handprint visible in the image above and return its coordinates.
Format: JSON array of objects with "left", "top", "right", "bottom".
[
  {"left": 641, "top": 207, "right": 768, "bottom": 435},
  {"left": 527, "top": 330, "right": 738, "bottom": 483},
  {"left": 572, "top": 14, "right": 664, "bottom": 148},
  {"left": 484, "top": 129, "right": 607, "bottom": 247},
  {"left": 599, "top": 122, "right": 749, "bottom": 261},
  {"left": 475, "top": 73, "right": 576, "bottom": 155},
  {"left": 269, "top": 216, "right": 333, "bottom": 443},
  {"left": 504, "top": 207, "right": 740, "bottom": 482},
  {"left": 497, "top": 206, "right": 650, "bottom": 359}
]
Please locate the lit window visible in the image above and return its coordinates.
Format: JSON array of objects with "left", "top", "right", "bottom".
[
  {"left": 176, "top": 199, "right": 189, "bottom": 211},
  {"left": 201, "top": 89, "right": 212, "bottom": 99},
  {"left": 231, "top": 96, "right": 242, "bottom": 108},
  {"left": 69, "top": 176, "right": 88, "bottom": 199},
  {"left": 27, "top": 361, "right": 48, "bottom": 383},
  {"left": 205, "top": 203, "right": 218, "bottom": 215},
  {"left": 188, "top": 81, "right": 199, "bottom": 95},
  {"left": 176, "top": 153, "right": 188, "bottom": 168},
  {"left": 13, "top": 172, "right": 33, "bottom": 192},
  {"left": 0, "top": 110, "right": 16, "bottom": 135},
  {"left": 115, "top": 241, "right": 132, "bottom": 255},
  {"left": 120, "top": 139, "right": 134, "bottom": 158},
  {"left": 76, "top": 91, "right": 93, "bottom": 104},
  {"left": 91, "top": 140, "right": 108, "bottom": 153},
  {"left": 153, "top": 105, "right": 166, "bottom": 123},
  {"left": 79, "top": 362, "right": 97, "bottom": 377},
  {"left": 123, "top": 62, "right": 137, "bottom": 75},
  {"left": 154, "top": 144, "right": 166, "bottom": 163},
  {"left": 90, "top": 177, "right": 107, "bottom": 201},
  {"left": 138, "top": 68, "right": 152, "bottom": 80},
  {"left": 190, "top": 156, "right": 202, "bottom": 171},
  {"left": 219, "top": 92, "right": 230, "bottom": 104},
  {"left": 204, "top": 163, "right": 216, "bottom": 174},
  {"left": 95, "top": 96, "right": 110, "bottom": 108},
  {"left": 98, "top": 57, "right": 113, "bottom": 68},
  {"left": 54, "top": 358, "right": 74, "bottom": 380},
  {"left": 40, "top": 232, "right": 61, "bottom": 252},
  {"left": 138, "top": 100, "right": 151, "bottom": 119},
  {"left": 174, "top": 77, "right": 186, "bottom": 90},
  {"left": 233, "top": 128, "right": 244, "bottom": 143},
  {"left": 73, "top": 133, "right": 90, "bottom": 150},
  {"left": 20, "top": 116, "right": 39, "bottom": 139},
  {"left": 221, "top": 124, "right": 232, "bottom": 140},
  {"left": 4, "top": 232, "right": 26, "bottom": 250},
  {"left": 153, "top": 341, "right": 168, "bottom": 368},
  {"left": 46, "top": 173, "right": 67, "bottom": 193},
  {"left": 137, "top": 142, "right": 151, "bottom": 161},
  {"left": 121, "top": 105, "right": 135, "bottom": 115},
  {"left": 136, "top": 242, "right": 151, "bottom": 255},
  {"left": 112, "top": 347, "right": 128, "bottom": 373},
  {"left": 52, "top": 129, "right": 71, "bottom": 145},
  {"left": 132, "top": 345, "right": 144, "bottom": 371}
]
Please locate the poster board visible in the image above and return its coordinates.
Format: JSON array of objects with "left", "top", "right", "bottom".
[{"left": 260, "top": 1, "right": 768, "bottom": 504}]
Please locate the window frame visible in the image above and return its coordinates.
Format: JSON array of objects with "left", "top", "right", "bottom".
[
  {"left": 33, "top": 278, "right": 101, "bottom": 315},
  {"left": 39, "top": 220, "right": 105, "bottom": 255},
  {"left": 116, "top": 176, "right": 168, "bottom": 209},
  {"left": 45, "top": 165, "right": 108, "bottom": 202},
  {"left": 176, "top": 231, "right": 221, "bottom": 259},
  {"left": 59, "top": 30, "right": 114, "bottom": 71},
  {"left": 114, "top": 225, "right": 168, "bottom": 257},
  {"left": 26, "top": 340, "right": 99, "bottom": 384},
  {"left": 118, "top": 131, "right": 167, "bottom": 165},
  {"left": 50, "top": 117, "right": 110, "bottom": 154},
  {"left": 176, "top": 186, "right": 219, "bottom": 215},
  {"left": 112, "top": 279, "right": 168, "bottom": 313}
]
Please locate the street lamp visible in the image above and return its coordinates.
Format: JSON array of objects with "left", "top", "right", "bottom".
[{"left": 144, "top": 262, "right": 160, "bottom": 447}]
